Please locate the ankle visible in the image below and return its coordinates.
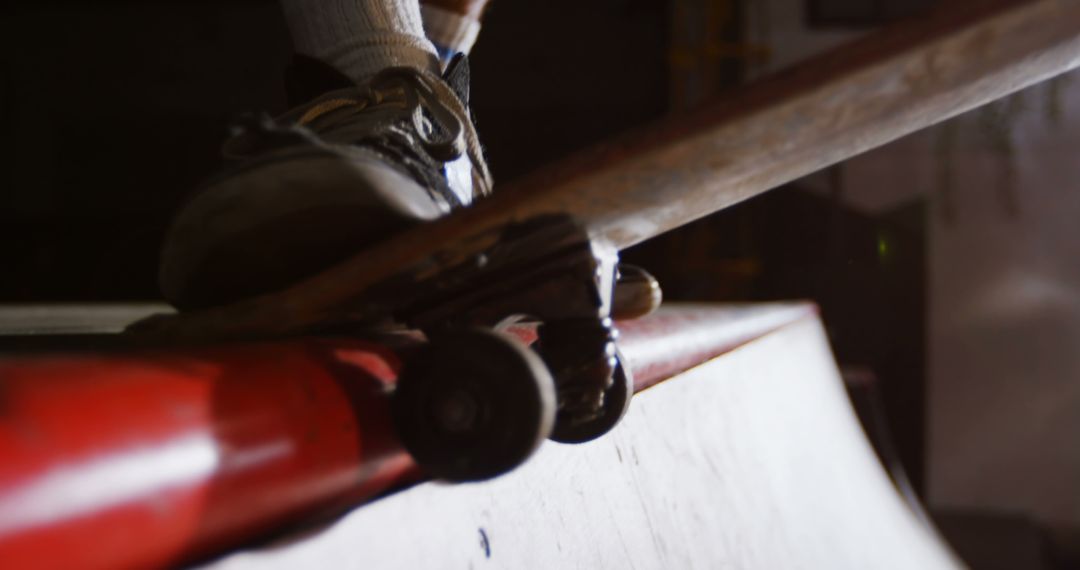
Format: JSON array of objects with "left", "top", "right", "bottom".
[
  {"left": 421, "top": 5, "right": 481, "bottom": 64},
  {"left": 280, "top": 0, "right": 440, "bottom": 84}
]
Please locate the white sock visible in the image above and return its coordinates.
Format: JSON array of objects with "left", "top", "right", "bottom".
[
  {"left": 280, "top": 0, "right": 440, "bottom": 84},
  {"left": 420, "top": 4, "right": 482, "bottom": 60}
]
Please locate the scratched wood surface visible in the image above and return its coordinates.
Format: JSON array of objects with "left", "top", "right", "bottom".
[{"left": 201, "top": 314, "right": 960, "bottom": 569}]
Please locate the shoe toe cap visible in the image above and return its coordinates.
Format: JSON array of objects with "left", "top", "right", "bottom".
[{"left": 160, "top": 151, "right": 448, "bottom": 310}]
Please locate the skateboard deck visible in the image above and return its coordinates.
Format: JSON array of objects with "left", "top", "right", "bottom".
[{"left": 136, "top": 0, "right": 1080, "bottom": 342}]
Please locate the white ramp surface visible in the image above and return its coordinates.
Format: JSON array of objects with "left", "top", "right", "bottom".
[{"left": 204, "top": 316, "right": 959, "bottom": 569}]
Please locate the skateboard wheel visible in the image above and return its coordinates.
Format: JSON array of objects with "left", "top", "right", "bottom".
[
  {"left": 549, "top": 350, "right": 634, "bottom": 444},
  {"left": 392, "top": 328, "right": 556, "bottom": 482}
]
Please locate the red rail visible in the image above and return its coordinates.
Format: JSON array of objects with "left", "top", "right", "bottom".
[{"left": 0, "top": 305, "right": 812, "bottom": 569}]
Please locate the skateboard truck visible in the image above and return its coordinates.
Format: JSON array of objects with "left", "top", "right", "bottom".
[
  {"left": 377, "top": 214, "right": 642, "bottom": 479},
  {"left": 132, "top": 214, "right": 656, "bottom": 482}
]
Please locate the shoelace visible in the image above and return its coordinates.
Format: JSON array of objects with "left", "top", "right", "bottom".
[{"left": 297, "top": 67, "right": 493, "bottom": 196}]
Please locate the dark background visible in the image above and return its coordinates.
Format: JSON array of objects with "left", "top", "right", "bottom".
[{"left": 0, "top": 0, "right": 671, "bottom": 301}]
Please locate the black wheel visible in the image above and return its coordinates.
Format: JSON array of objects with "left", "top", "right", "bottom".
[
  {"left": 391, "top": 328, "right": 556, "bottom": 482},
  {"left": 549, "top": 350, "right": 634, "bottom": 444}
]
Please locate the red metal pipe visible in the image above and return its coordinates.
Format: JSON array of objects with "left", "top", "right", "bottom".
[
  {"left": 618, "top": 303, "right": 816, "bottom": 391},
  {"left": 0, "top": 340, "right": 417, "bottom": 570},
  {"left": 0, "top": 305, "right": 812, "bottom": 569}
]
